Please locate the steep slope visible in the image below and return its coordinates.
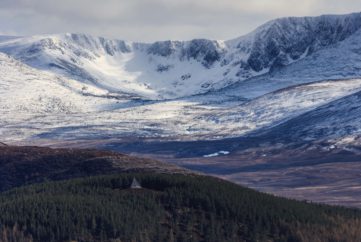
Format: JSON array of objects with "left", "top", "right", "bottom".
[
  {"left": 0, "top": 34, "right": 228, "bottom": 99},
  {"left": 204, "top": 78, "right": 361, "bottom": 138},
  {"left": 227, "top": 12, "right": 361, "bottom": 72},
  {"left": 215, "top": 26, "right": 361, "bottom": 100},
  {"left": 0, "top": 52, "right": 115, "bottom": 115},
  {"left": 1, "top": 12, "right": 361, "bottom": 100},
  {"left": 0, "top": 53, "right": 133, "bottom": 142},
  {"left": 253, "top": 89, "right": 361, "bottom": 147}
]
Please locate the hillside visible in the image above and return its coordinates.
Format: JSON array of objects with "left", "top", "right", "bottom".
[
  {"left": 1, "top": 173, "right": 361, "bottom": 242},
  {"left": 0, "top": 146, "right": 359, "bottom": 241},
  {"left": 0, "top": 145, "right": 189, "bottom": 192}
]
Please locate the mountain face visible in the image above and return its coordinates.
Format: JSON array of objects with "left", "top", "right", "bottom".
[
  {"left": 1, "top": 12, "right": 361, "bottom": 100},
  {"left": 233, "top": 13, "right": 361, "bottom": 72},
  {"left": 0, "top": 34, "right": 228, "bottom": 99}
]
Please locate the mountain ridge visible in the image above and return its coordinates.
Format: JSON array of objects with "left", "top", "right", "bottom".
[{"left": 1, "top": 12, "right": 361, "bottom": 100}]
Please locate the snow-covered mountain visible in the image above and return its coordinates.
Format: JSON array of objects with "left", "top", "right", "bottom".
[
  {"left": 1, "top": 49, "right": 361, "bottom": 144},
  {"left": 1, "top": 12, "right": 361, "bottom": 100},
  {"left": 1, "top": 12, "right": 361, "bottom": 149},
  {"left": 0, "top": 34, "right": 229, "bottom": 99}
]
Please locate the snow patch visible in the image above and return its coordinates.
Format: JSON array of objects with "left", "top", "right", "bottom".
[{"left": 203, "top": 151, "right": 230, "bottom": 158}]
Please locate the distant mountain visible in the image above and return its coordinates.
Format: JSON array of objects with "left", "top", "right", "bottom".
[
  {"left": 1, "top": 12, "right": 361, "bottom": 100},
  {"left": 1, "top": 12, "right": 361, "bottom": 145}
]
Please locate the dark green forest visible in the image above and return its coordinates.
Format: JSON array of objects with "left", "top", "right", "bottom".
[{"left": 0, "top": 173, "right": 361, "bottom": 242}]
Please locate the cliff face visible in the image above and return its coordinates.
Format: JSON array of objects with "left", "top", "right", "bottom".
[{"left": 240, "top": 13, "right": 361, "bottom": 72}]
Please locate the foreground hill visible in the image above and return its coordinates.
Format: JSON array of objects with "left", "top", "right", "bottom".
[
  {"left": 1, "top": 173, "right": 361, "bottom": 242},
  {"left": 0, "top": 145, "right": 189, "bottom": 192},
  {"left": 0, "top": 146, "right": 360, "bottom": 241}
]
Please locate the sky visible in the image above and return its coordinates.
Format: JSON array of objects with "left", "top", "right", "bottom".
[{"left": 1, "top": 0, "right": 361, "bottom": 42}]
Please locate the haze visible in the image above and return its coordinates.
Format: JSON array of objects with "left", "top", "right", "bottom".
[{"left": 1, "top": 0, "right": 361, "bottom": 42}]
